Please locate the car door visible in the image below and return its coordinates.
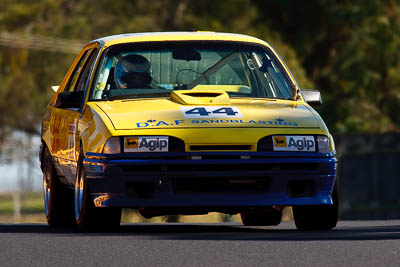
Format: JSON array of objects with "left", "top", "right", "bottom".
[{"left": 50, "top": 44, "right": 99, "bottom": 186}]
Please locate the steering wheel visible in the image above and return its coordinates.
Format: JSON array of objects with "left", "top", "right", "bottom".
[{"left": 176, "top": 68, "right": 207, "bottom": 87}]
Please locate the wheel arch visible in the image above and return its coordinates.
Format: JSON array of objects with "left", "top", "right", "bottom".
[{"left": 39, "top": 139, "right": 50, "bottom": 172}]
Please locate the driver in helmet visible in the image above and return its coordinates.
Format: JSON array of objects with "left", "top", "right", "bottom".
[{"left": 114, "top": 54, "right": 152, "bottom": 89}]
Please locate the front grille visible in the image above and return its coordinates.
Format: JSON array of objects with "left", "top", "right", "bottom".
[
  {"left": 120, "top": 162, "right": 324, "bottom": 174},
  {"left": 173, "top": 177, "right": 270, "bottom": 194},
  {"left": 167, "top": 162, "right": 323, "bottom": 172},
  {"left": 189, "top": 145, "right": 252, "bottom": 151}
]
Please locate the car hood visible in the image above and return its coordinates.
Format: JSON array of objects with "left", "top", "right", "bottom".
[{"left": 89, "top": 98, "right": 321, "bottom": 130}]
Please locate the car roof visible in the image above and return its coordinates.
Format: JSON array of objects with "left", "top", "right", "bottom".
[{"left": 93, "top": 31, "right": 271, "bottom": 48}]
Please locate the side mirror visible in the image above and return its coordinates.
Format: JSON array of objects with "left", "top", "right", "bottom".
[
  {"left": 301, "top": 89, "right": 322, "bottom": 106},
  {"left": 54, "top": 91, "right": 84, "bottom": 109}
]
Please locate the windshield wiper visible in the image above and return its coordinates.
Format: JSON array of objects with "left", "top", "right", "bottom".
[{"left": 104, "top": 92, "right": 171, "bottom": 101}]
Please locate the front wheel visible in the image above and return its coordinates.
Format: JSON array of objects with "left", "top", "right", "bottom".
[
  {"left": 42, "top": 147, "right": 75, "bottom": 226},
  {"left": 293, "top": 180, "right": 339, "bottom": 231},
  {"left": 74, "top": 155, "right": 121, "bottom": 231}
]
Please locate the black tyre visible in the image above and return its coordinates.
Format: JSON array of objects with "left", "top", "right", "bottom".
[
  {"left": 42, "top": 147, "right": 75, "bottom": 226},
  {"left": 293, "top": 180, "right": 339, "bottom": 231},
  {"left": 74, "top": 154, "right": 121, "bottom": 231},
  {"left": 241, "top": 208, "right": 282, "bottom": 226}
]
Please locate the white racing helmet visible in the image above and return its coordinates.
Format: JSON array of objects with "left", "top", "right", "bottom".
[{"left": 114, "top": 54, "right": 152, "bottom": 88}]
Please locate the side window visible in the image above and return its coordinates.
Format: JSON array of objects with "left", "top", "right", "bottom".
[
  {"left": 75, "top": 49, "right": 98, "bottom": 92},
  {"left": 65, "top": 49, "right": 92, "bottom": 92}
]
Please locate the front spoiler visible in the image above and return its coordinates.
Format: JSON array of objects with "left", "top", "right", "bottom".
[{"left": 83, "top": 151, "right": 337, "bottom": 208}]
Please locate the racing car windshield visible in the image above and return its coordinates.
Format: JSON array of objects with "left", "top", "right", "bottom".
[{"left": 90, "top": 42, "right": 295, "bottom": 101}]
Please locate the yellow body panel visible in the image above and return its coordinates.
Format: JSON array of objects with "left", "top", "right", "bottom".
[
  {"left": 87, "top": 98, "right": 320, "bottom": 129},
  {"left": 42, "top": 32, "right": 334, "bottom": 166},
  {"left": 82, "top": 96, "right": 333, "bottom": 154},
  {"left": 98, "top": 32, "right": 271, "bottom": 48},
  {"left": 39, "top": 32, "right": 338, "bottom": 227}
]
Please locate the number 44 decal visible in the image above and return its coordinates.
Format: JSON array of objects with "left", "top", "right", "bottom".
[{"left": 180, "top": 106, "right": 243, "bottom": 118}]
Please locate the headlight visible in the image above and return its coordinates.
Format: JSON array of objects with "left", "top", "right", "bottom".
[
  {"left": 103, "top": 137, "right": 121, "bottom": 154},
  {"left": 317, "top": 136, "right": 330, "bottom": 153}
]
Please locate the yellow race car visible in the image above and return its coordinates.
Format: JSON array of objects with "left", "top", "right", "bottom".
[{"left": 40, "top": 32, "right": 338, "bottom": 231}]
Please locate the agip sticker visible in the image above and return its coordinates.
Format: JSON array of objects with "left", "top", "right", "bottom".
[
  {"left": 124, "top": 136, "right": 168, "bottom": 152},
  {"left": 273, "top": 136, "right": 315, "bottom": 152},
  {"left": 125, "top": 137, "right": 139, "bottom": 149}
]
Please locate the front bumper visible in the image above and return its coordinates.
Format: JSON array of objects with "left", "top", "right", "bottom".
[{"left": 83, "top": 151, "right": 337, "bottom": 209}]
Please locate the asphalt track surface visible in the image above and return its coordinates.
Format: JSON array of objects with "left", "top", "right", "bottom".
[{"left": 0, "top": 220, "right": 399, "bottom": 267}]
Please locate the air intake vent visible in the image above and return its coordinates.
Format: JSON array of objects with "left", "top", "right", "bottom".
[
  {"left": 170, "top": 90, "right": 230, "bottom": 105},
  {"left": 181, "top": 92, "right": 222, "bottom": 97},
  {"left": 189, "top": 145, "right": 252, "bottom": 151}
]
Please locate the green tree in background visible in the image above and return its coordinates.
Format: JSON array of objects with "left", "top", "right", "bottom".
[
  {"left": 254, "top": 0, "right": 400, "bottom": 133},
  {"left": 0, "top": 0, "right": 399, "bottom": 154}
]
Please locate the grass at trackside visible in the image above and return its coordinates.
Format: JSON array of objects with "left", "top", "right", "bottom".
[
  {"left": 0, "top": 192, "right": 44, "bottom": 214},
  {"left": 0, "top": 192, "right": 46, "bottom": 223},
  {"left": 0, "top": 192, "right": 293, "bottom": 223},
  {"left": 0, "top": 194, "right": 14, "bottom": 214}
]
